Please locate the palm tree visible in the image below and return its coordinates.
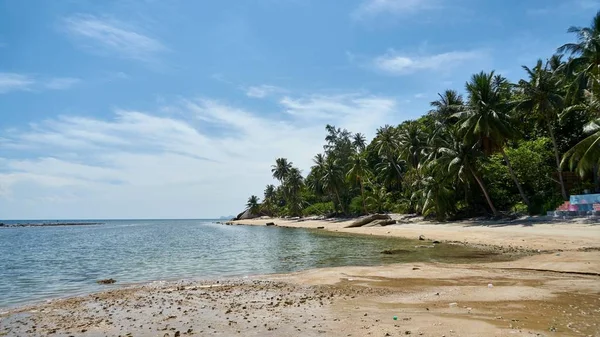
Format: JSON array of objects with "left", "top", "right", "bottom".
[
  {"left": 558, "top": 11, "right": 600, "bottom": 101},
  {"left": 246, "top": 195, "right": 260, "bottom": 215},
  {"left": 562, "top": 109, "right": 600, "bottom": 176},
  {"left": 262, "top": 184, "right": 276, "bottom": 214},
  {"left": 365, "top": 185, "right": 391, "bottom": 214},
  {"left": 283, "top": 167, "right": 304, "bottom": 216},
  {"left": 373, "top": 125, "right": 403, "bottom": 179},
  {"left": 457, "top": 71, "right": 531, "bottom": 208},
  {"left": 434, "top": 131, "right": 499, "bottom": 216},
  {"left": 307, "top": 154, "right": 326, "bottom": 195},
  {"left": 411, "top": 174, "right": 454, "bottom": 221},
  {"left": 347, "top": 152, "right": 370, "bottom": 214},
  {"left": 321, "top": 158, "right": 345, "bottom": 213},
  {"left": 429, "top": 90, "right": 464, "bottom": 125},
  {"left": 558, "top": 11, "right": 600, "bottom": 179},
  {"left": 397, "top": 121, "right": 427, "bottom": 170},
  {"left": 515, "top": 60, "right": 569, "bottom": 200},
  {"left": 271, "top": 158, "right": 292, "bottom": 182},
  {"left": 264, "top": 184, "right": 276, "bottom": 201},
  {"left": 352, "top": 133, "right": 367, "bottom": 152}
]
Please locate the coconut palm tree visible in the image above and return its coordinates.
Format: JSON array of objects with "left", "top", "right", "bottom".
[
  {"left": 246, "top": 195, "right": 260, "bottom": 215},
  {"left": 321, "top": 158, "right": 345, "bottom": 213},
  {"left": 307, "top": 154, "right": 326, "bottom": 195},
  {"left": 373, "top": 125, "right": 403, "bottom": 179},
  {"left": 558, "top": 11, "right": 600, "bottom": 101},
  {"left": 352, "top": 133, "right": 367, "bottom": 152},
  {"left": 429, "top": 90, "right": 464, "bottom": 125},
  {"left": 261, "top": 184, "right": 276, "bottom": 214},
  {"left": 365, "top": 185, "right": 391, "bottom": 214},
  {"left": 562, "top": 102, "right": 600, "bottom": 176},
  {"left": 433, "top": 131, "right": 499, "bottom": 216},
  {"left": 457, "top": 71, "right": 531, "bottom": 208},
  {"left": 397, "top": 121, "right": 427, "bottom": 171},
  {"left": 271, "top": 158, "right": 292, "bottom": 182},
  {"left": 411, "top": 174, "right": 454, "bottom": 221},
  {"left": 283, "top": 167, "right": 304, "bottom": 216},
  {"left": 347, "top": 152, "right": 370, "bottom": 214},
  {"left": 515, "top": 61, "right": 569, "bottom": 200}
]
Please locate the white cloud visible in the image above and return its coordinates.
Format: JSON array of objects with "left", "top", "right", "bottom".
[
  {"left": 63, "top": 14, "right": 165, "bottom": 62},
  {"left": 0, "top": 93, "right": 399, "bottom": 219},
  {"left": 373, "top": 50, "right": 485, "bottom": 75},
  {"left": 0, "top": 73, "right": 34, "bottom": 93},
  {"left": 0, "top": 73, "right": 80, "bottom": 94},
  {"left": 353, "top": 0, "right": 438, "bottom": 19},
  {"left": 44, "top": 77, "right": 81, "bottom": 90},
  {"left": 245, "top": 85, "right": 286, "bottom": 98}
]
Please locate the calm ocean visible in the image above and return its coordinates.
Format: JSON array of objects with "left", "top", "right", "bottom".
[{"left": 0, "top": 219, "right": 493, "bottom": 308}]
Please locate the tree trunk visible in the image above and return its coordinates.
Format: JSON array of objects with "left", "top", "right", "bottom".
[
  {"left": 594, "top": 165, "right": 599, "bottom": 193},
  {"left": 360, "top": 179, "right": 367, "bottom": 214},
  {"left": 500, "top": 148, "right": 531, "bottom": 209},
  {"left": 390, "top": 156, "right": 403, "bottom": 181},
  {"left": 334, "top": 188, "right": 344, "bottom": 214},
  {"left": 548, "top": 122, "right": 569, "bottom": 200},
  {"left": 469, "top": 166, "right": 499, "bottom": 216}
]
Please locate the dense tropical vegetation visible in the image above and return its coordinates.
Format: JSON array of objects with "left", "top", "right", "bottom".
[{"left": 244, "top": 12, "right": 600, "bottom": 221}]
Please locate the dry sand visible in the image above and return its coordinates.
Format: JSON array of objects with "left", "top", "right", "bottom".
[{"left": 1, "top": 217, "right": 599, "bottom": 337}]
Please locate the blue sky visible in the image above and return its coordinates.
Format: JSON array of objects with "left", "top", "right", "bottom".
[{"left": 0, "top": 0, "right": 596, "bottom": 219}]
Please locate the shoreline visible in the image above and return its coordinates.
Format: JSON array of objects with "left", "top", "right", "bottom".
[
  {"left": 228, "top": 215, "right": 600, "bottom": 252},
  {"left": 2, "top": 217, "right": 600, "bottom": 336},
  {"left": 2, "top": 255, "right": 600, "bottom": 336}
]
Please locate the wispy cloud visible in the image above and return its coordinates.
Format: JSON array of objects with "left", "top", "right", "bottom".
[
  {"left": 0, "top": 73, "right": 35, "bottom": 94},
  {"left": 373, "top": 50, "right": 485, "bottom": 75},
  {"left": 62, "top": 14, "right": 165, "bottom": 62},
  {"left": 0, "top": 73, "right": 80, "bottom": 94},
  {"left": 353, "top": 0, "right": 438, "bottom": 19},
  {"left": 245, "top": 85, "right": 286, "bottom": 98},
  {"left": 527, "top": 0, "right": 600, "bottom": 16},
  {"left": 44, "top": 77, "right": 81, "bottom": 90},
  {"left": 0, "top": 93, "right": 399, "bottom": 218}
]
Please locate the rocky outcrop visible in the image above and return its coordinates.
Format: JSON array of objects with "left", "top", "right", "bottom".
[
  {"left": 236, "top": 209, "right": 260, "bottom": 220},
  {"left": 344, "top": 214, "right": 392, "bottom": 228}
]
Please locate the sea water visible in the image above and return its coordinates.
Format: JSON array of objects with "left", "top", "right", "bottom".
[{"left": 0, "top": 219, "right": 506, "bottom": 308}]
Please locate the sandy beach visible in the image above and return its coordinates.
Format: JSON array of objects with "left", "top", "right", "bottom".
[{"left": 1, "top": 217, "right": 599, "bottom": 336}]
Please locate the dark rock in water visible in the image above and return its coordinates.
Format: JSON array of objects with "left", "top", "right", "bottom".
[
  {"left": 433, "top": 240, "right": 441, "bottom": 244},
  {"left": 418, "top": 235, "right": 425, "bottom": 241},
  {"left": 266, "top": 222, "right": 275, "bottom": 226},
  {"left": 317, "top": 226, "right": 325, "bottom": 229},
  {"left": 0, "top": 223, "right": 4, "bottom": 226},
  {"left": 97, "top": 278, "right": 116, "bottom": 285},
  {"left": 381, "top": 249, "right": 410, "bottom": 255}
]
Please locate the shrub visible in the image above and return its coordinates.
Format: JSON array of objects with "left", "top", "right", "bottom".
[{"left": 302, "top": 202, "right": 335, "bottom": 216}]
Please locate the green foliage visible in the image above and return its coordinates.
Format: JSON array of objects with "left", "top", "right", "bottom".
[
  {"left": 302, "top": 202, "right": 335, "bottom": 216},
  {"left": 511, "top": 202, "right": 529, "bottom": 214},
  {"left": 348, "top": 196, "right": 366, "bottom": 215}
]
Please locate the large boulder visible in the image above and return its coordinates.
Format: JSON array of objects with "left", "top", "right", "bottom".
[
  {"left": 237, "top": 208, "right": 260, "bottom": 220},
  {"left": 345, "top": 214, "right": 392, "bottom": 228}
]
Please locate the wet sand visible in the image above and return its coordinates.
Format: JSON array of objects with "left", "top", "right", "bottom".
[{"left": 1, "top": 218, "right": 599, "bottom": 336}]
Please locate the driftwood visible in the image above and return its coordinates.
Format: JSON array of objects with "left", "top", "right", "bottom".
[{"left": 345, "top": 214, "right": 391, "bottom": 228}]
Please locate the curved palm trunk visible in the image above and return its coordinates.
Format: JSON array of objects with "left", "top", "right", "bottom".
[
  {"left": 334, "top": 188, "right": 344, "bottom": 214},
  {"left": 468, "top": 166, "right": 499, "bottom": 216},
  {"left": 359, "top": 179, "right": 367, "bottom": 214},
  {"left": 500, "top": 148, "right": 531, "bottom": 208},
  {"left": 389, "top": 156, "right": 403, "bottom": 180},
  {"left": 548, "top": 122, "right": 569, "bottom": 200}
]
